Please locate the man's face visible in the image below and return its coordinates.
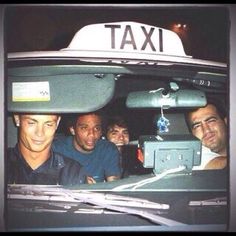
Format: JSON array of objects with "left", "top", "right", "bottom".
[
  {"left": 71, "top": 114, "right": 102, "bottom": 153},
  {"left": 106, "top": 124, "right": 130, "bottom": 147},
  {"left": 14, "top": 114, "right": 60, "bottom": 153},
  {"left": 188, "top": 104, "right": 227, "bottom": 155}
]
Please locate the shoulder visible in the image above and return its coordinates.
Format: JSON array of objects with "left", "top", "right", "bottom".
[
  {"left": 52, "top": 151, "right": 86, "bottom": 185},
  {"left": 7, "top": 147, "right": 14, "bottom": 155},
  {"left": 96, "top": 139, "right": 119, "bottom": 155},
  {"left": 53, "top": 151, "right": 82, "bottom": 168},
  {"left": 97, "top": 138, "right": 118, "bottom": 150},
  {"left": 7, "top": 146, "right": 19, "bottom": 161},
  {"left": 204, "top": 156, "right": 227, "bottom": 170}
]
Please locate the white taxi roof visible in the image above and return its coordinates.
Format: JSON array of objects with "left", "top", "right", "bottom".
[
  {"left": 63, "top": 21, "right": 189, "bottom": 57},
  {"left": 8, "top": 21, "right": 226, "bottom": 69}
]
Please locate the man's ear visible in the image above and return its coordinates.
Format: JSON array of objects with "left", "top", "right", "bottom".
[
  {"left": 13, "top": 114, "right": 20, "bottom": 127},
  {"left": 69, "top": 126, "right": 75, "bottom": 135}
]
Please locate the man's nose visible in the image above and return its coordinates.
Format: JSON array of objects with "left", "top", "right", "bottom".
[
  {"left": 88, "top": 128, "right": 96, "bottom": 136},
  {"left": 202, "top": 122, "right": 211, "bottom": 134},
  {"left": 118, "top": 133, "right": 124, "bottom": 140},
  {"left": 35, "top": 125, "right": 44, "bottom": 136}
]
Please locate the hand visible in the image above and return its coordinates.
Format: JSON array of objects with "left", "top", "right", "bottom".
[
  {"left": 86, "top": 176, "right": 96, "bottom": 184},
  {"left": 106, "top": 175, "right": 120, "bottom": 182}
]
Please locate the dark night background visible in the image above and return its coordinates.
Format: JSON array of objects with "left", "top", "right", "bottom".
[{"left": 4, "top": 5, "right": 229, "bottom": 63}]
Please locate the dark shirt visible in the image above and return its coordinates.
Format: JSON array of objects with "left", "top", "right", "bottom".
[
  {"left": 7, "top": 145, "right": 86, "bottom": 186},
  {"left": 52, "top": 136, "right": 121, "bottom": 182}
]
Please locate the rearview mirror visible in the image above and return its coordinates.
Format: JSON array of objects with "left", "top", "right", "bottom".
[{"left": 126, "top": 89, "right": 206, "bottom": 109}]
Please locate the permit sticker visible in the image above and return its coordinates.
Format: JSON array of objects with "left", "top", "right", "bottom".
[{"left": 12, "top": 81, "right": 50, "bottom": 102}]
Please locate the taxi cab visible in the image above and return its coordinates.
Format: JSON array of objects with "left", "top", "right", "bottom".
[{"left": 6, "top": 20, "right": 228, "bottom": 231}]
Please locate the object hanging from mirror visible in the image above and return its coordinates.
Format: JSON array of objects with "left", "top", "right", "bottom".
[{"left": 157, "top": 106, "right": 170, "bottom": 133}]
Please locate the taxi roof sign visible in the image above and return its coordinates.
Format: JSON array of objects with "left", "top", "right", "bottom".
[{"left": 62, "top": 21, "right": 191, "bottom": 58}]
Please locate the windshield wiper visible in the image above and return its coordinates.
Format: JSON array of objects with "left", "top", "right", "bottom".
[
  {"left": 8, "top": 184, "right": 169, "bottom": 209},
  {"left": 189, "top": 197, "right": 227, "bottom": 206},
  {"left": 8, "top": 184, "right": 186, "bottom": 226}
]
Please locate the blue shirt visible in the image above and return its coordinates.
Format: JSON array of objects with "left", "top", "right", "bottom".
[
  {"left": 52, "top": 136, "right": 121, "bottom": 182},
  {"left": 7, "top": 145, "right": 86, "bottom": 186}
]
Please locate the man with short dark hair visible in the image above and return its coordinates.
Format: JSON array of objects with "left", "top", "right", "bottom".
[
  {"left": 106, "top": 116, "right": 130, "bottom": 154},
  {"left": 53, "top": 112, "right": 121, "bottom": 183},
  {"left": 7, "top": 113, "right": 86, "bottom": 185},
  {"left": 186, "top": 100, "right": 227, "bottom": 170},
  {"left": 105, "top": 115, "right": 152, "bottom": 177}
]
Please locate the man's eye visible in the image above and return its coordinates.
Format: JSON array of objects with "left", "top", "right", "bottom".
[
  {"left": 46, "top": 123, "right": 54, "bottom": 127},
  {"left": 111, "top": 131, "right": 117, "bottom": 135},
  {"left": 208, "top": 118, "right": 217, "bottom": 123},
  {"left": 192, "top": 124, "right": 200, "bottom": 130},
  {"left": 95, "top": 127, "right": 101, "bottom": 132},
  {"left": 27, "top": 121, "right": 36, "bottom": 125}
]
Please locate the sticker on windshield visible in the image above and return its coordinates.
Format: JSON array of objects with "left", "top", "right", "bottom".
[{"left": 12, "top": 81, "right": 50, "bottom": 102}]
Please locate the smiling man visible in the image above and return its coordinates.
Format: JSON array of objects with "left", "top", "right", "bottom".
[
  {"left": 7, "top": 113, "right": 86, "bottom": 185},
  {"left": 186, "top": 100, "right": 227, "bottom": 170},
  {"left": 106, "top": 116, "right": 130, "bottom": 153}
]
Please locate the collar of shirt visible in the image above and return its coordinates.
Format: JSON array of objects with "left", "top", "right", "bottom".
[{"left": 13, "top": 145, "right": 67, "bottom": 173}]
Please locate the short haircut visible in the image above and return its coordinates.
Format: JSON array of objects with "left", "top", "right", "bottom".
[
  {"left": 185, "top": 96, "right": 227, "bottom": 130},
  {"left": 62, "top": 110, "right": 105, "bottom": 135},
  {"left": 105, "top": 116, "right": 129, "bottom": 134}
]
